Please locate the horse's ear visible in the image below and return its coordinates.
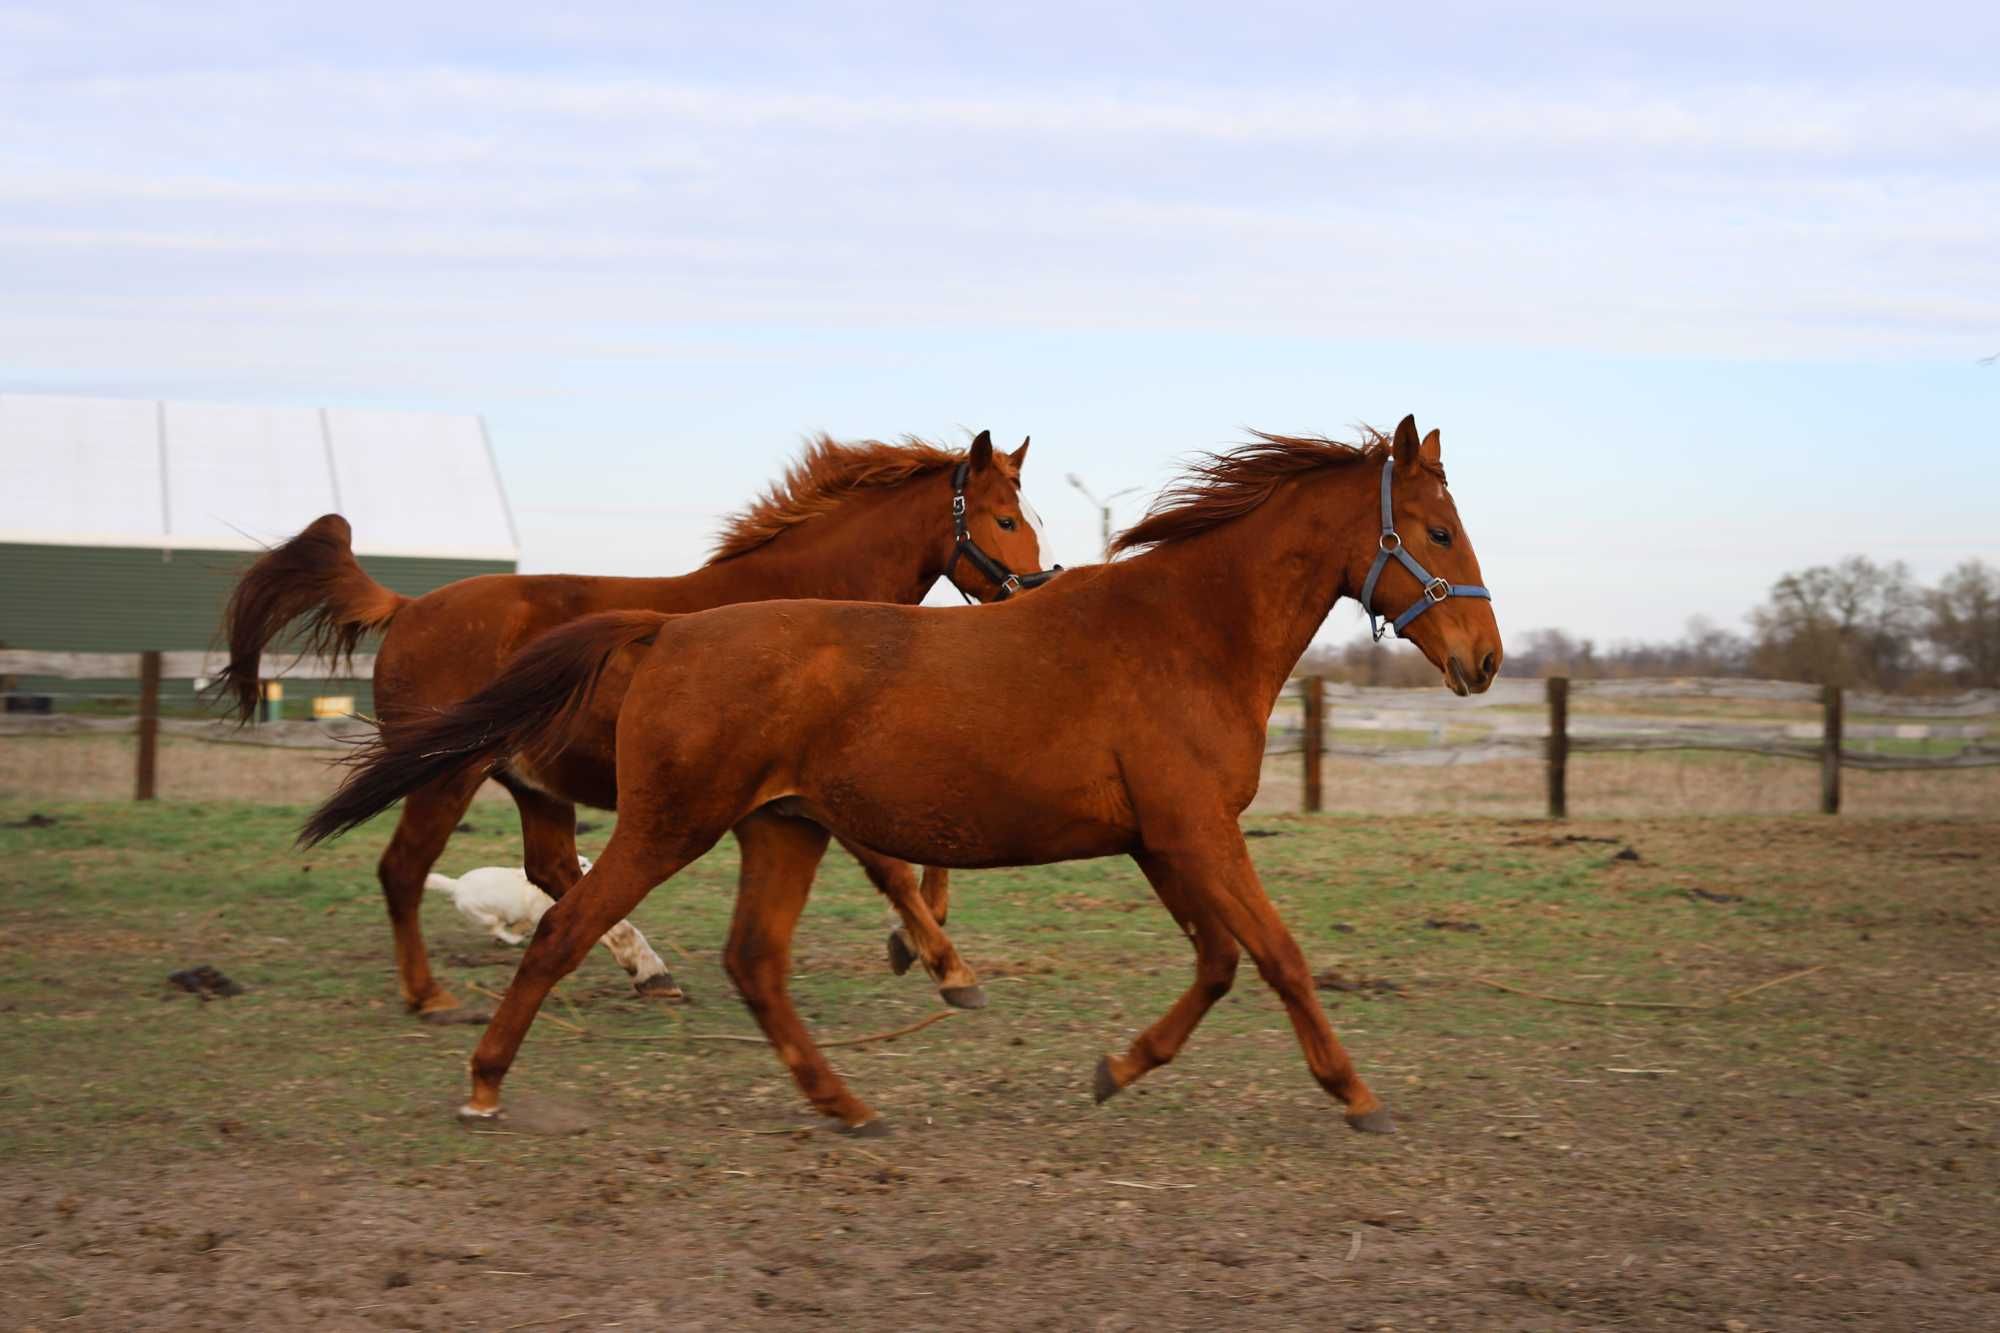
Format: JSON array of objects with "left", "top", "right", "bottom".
[
  {"left": 1419, "top": 428, "right": 1442, "bottom": 467},
  {"left": 1009, "top": 437, "right": 1030, "bottom": 471},
  {"left": 968, "top": 430, "right": 995, "bottom": 471},
  {"left": 1391, "top": 415, "right": 1421, "bottom": 470}
]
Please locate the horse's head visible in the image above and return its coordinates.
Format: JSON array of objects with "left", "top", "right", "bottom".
[
  {"left": 946, "top": 430, "right": 1055, "bottom": 602},
  {"left": 1364, "top": 416, "right": 1503, "bottom": 695}
]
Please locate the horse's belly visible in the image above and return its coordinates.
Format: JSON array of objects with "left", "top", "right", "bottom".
[
  {"left": 804, "top": 765, "right": 1136, "bottom": 869},
  {"left": 509, "top": 750, "right": 620, "bottom": 812}
]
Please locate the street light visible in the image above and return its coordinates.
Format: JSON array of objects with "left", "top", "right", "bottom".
[{"left": 1067, "top": 473, "right": 1143, "bottom": 562}]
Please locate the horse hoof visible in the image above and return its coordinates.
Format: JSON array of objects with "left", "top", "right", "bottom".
[
  {"left": 940, "top": 984, "right": 988, "bottom": 1011},
  {"left": 456, "top": 1103, "right": 504, "bottom": 1127},
  {"left": 633, "top": 973, "right": 689, "bottom": 1003},
  {"left": 1093, "top": 1056, "right": 1123, "bottom": 1104},
  {"left": 833, "top": 1117, "right": 892, "bottom": 1139},
  {"left": 1345, "top": 1107, "right": 1396, "bottom": 1135},
  {"left": 886, "top": 930, "right": 917, "bottom": 977}
]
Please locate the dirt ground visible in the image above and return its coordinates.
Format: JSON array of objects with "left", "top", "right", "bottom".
[{"left": 1, "top": 801, "right": 1995, "bottom": 1331}]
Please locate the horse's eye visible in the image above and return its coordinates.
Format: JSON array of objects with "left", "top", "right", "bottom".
[
  {"left": 997, "top": 517, "right": 1017, "bottom": 531},
  {"left": 1427, "top": 527, "right": 1452, "bottom": 547}
]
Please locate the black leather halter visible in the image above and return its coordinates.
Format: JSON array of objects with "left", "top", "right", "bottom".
[{"left": 941, "top": 461, "right": 1064, "bottom": 602}]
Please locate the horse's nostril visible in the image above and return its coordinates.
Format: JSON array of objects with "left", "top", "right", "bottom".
[{"left": 1480, "top": 652, "right": 1497, "bottom": 680}]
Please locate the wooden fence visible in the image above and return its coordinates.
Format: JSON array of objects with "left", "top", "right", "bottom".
[
  {"left": 0, "top": 648, "right": 376, "bottom": 685},
  {"left": 1274, "top": 674, "right": 2000, "bottom": 817},
  {"left": 7, "top": 653, "right": 1998, "bottom": 813},
  {"left": 1, "top": 649, "right": 374, "bottom": 800}
]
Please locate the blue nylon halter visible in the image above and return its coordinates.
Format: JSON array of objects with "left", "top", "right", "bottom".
[{"left": 1358, "top": 455, "right": 1492, "bottom": 642}]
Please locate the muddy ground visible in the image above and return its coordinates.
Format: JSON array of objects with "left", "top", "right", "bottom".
[{"left": 2, "top": 801, "right": 1994, "bottom": 1331}]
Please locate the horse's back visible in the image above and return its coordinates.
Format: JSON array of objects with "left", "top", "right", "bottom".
[{"left": 374, "top": 573, "right": 684, "bottom": 710}]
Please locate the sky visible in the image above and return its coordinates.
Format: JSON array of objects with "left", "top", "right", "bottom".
[{"left": 2, "top": 1, "right": 1995, "bottom": 648}]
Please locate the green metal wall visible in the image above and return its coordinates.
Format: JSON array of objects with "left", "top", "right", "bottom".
[
  {"left": 0, "top": 542, "right": 511, "bottom": 652},
  {"left": 0, "top": 542, "right": 513, "bottom": 712}
]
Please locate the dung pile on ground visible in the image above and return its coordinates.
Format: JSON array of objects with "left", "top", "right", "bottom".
[{"left": 167, "top": 966, "right": 244, "bottom": 1000}]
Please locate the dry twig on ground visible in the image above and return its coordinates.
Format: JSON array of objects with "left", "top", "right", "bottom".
[{"left": 1472, "top": 963, "right": 1829, "bottom": 1012}]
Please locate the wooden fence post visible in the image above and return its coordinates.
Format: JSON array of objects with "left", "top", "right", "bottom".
[
  {"left": 1546, "top": 675, "right": 1569, "bottom": 820},
  {"left": 136, "top": 650, "right": 161, "bottom": 801},
  {"left": 1301, "top": 675, "right": 1324, "bottom": 814},
  {"left": 1821, "top": 684, "right": 1842, "bottom": 815}
]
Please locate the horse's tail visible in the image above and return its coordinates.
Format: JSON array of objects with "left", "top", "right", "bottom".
[
  {"left": 211, "top": 514, "right": 408, "bottom": 724},
  {"left": 299, "top": 611, "right": 671, "bottom": 848}
]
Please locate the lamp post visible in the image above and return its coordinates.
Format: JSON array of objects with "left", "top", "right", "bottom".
[{"left": 1067, "top": 473, "right": 1142, "bottom": 561}]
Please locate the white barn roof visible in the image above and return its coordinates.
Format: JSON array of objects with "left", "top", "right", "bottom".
[{"left": 0, "top": 393, "right": 518, "bottom": 562}]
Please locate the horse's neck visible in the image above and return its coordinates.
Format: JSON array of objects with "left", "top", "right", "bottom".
[
  {"left": 1119, "top": 471, "right": 1376, "bottom": 713},
  {"left": 640, "top": 477, "right": 951, "bottom": 610}
]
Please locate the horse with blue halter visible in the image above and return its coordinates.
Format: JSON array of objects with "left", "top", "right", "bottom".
[{"left": 302, "top": 415, "right": 1502, "bottom": 1135}]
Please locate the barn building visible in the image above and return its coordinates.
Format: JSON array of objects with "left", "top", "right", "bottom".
[{"left": 0, "top": 392, "right": 518, "bottom": 711}]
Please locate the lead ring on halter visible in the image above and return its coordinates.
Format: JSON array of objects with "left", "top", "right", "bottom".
[
  {"left": 1358, "top": 455, "right": 1491, "bottom": 641},
  {"left": 941, "top": 460, "right": 1063, "bottom": 603}
]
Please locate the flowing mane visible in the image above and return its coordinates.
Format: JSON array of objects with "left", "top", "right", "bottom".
[
  {"left": 707, "top": 435, "right": 968, "bottom": 563},
  {"left": 1111, "top": 429, "right": 1393, "bottom": 554}
]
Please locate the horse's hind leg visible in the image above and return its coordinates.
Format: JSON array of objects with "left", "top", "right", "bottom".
[
  {"left": 492, "top": 770, "right": 582, "bottom": 904},
  {"left": 838, "top": 838, "right": 982, "bottom": 1009},
  {"left": 463, "top": 827, "right": 710, "bottom": 1120},
  {"left": 920, "top": 863, "right": 951, "bottom": 928},
  {"left": 378, "top": 768, "right": 486, "bottom": 1018},
  {"left": 734, "top": 813, "right": 883, "bottom": 1132},
  {"left": 597, "top": 919, "right": 673, "bottom": 989},
  {"left": 1137, "top": 818, "right": 1389, "bottom": 1133},
  {"left": 1093, "top": 851, "right": 1241, "bottom": 1102},
  {"left": 497, "top": 771, "right": 685, "bottom": 1001}
]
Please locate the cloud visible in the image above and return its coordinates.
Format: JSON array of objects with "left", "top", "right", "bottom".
[
  {"left": 4, "top": 5, "right": 1994, "bottom": 643},
  {"left": 3, "top": 29, "right": 1995, "bottom": 367},
  {"left": 36, "top": 65, "right": 2000, "bottom": 160}
]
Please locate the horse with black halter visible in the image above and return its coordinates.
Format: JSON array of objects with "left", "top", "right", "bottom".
[
  {"left": 221, "top": 431, "right": 1052, "bottom": 1016},
  {"left": 304, "top": 416, "right": 1501, "bottom": 1135}
]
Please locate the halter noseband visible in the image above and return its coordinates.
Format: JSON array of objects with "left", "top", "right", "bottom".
[
  {"left": 1358, "top": 455, "right": 1491, "bottom": 641},
  {"left": 941, "top": 461, "right": 1063, "bottom": 603}
]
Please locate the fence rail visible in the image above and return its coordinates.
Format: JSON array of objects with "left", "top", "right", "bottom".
[
  {"left": 1272, "top": 674, "right": 2000, "bottom": 816},
  {"left": 0, "top": 649, "right": 374, "bottom": 682},
  {"left": 8, "top": 654, "right": 1998, "bottom": 810},
  {"left": 0, "top": 715, "right": 370, "bottom": 750},
  {"left": 1, "top": 649, "right": 376, "bottom": 799}
]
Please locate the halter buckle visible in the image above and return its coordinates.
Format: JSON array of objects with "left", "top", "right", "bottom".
[
  {"left": 1002, "top": 574, "right": 1022, "bottom": 595},
  {"left": 1379, "top": 530, "right": 1402, "bottom": 554},
  {"left": 1424, "top": 577, "right": 1450, "bottom": 603}
]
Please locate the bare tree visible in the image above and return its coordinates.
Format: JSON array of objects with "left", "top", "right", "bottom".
[
  {"left": 1924, "top": 559, "right": 2000, "bottom": 687},
  {"left": 1748, "top": 556, "right": 1919, "bottom": 688},
  {"left": 1307, "top": 555, "right": 1989, "bottom": 691}
]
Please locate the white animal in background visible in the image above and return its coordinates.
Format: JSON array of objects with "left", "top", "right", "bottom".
[{"left": 424, "top": 856, "right": 676, "bottom": 993}]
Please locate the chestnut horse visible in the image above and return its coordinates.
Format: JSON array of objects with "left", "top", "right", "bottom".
[
  {"left": 303, "top": 416, "right": 1502, "bottom": 1136},
  {"left": 222, "top": 432, "right": 1048, "bottom": 1017}
]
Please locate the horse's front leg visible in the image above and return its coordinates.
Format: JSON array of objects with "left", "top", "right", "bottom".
[
  {"left": 836, "top": 837, "right": 984, "bottom": 1010},
  {"left": 1092, "top": 849, "right": 1241, "bottom": 1101},
  {"left": 738, "top": 816, "right": 885, "bottom": 1132},
  {"left": 1129, "top": 815, "right": 1390, "bottom": 1133}
]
